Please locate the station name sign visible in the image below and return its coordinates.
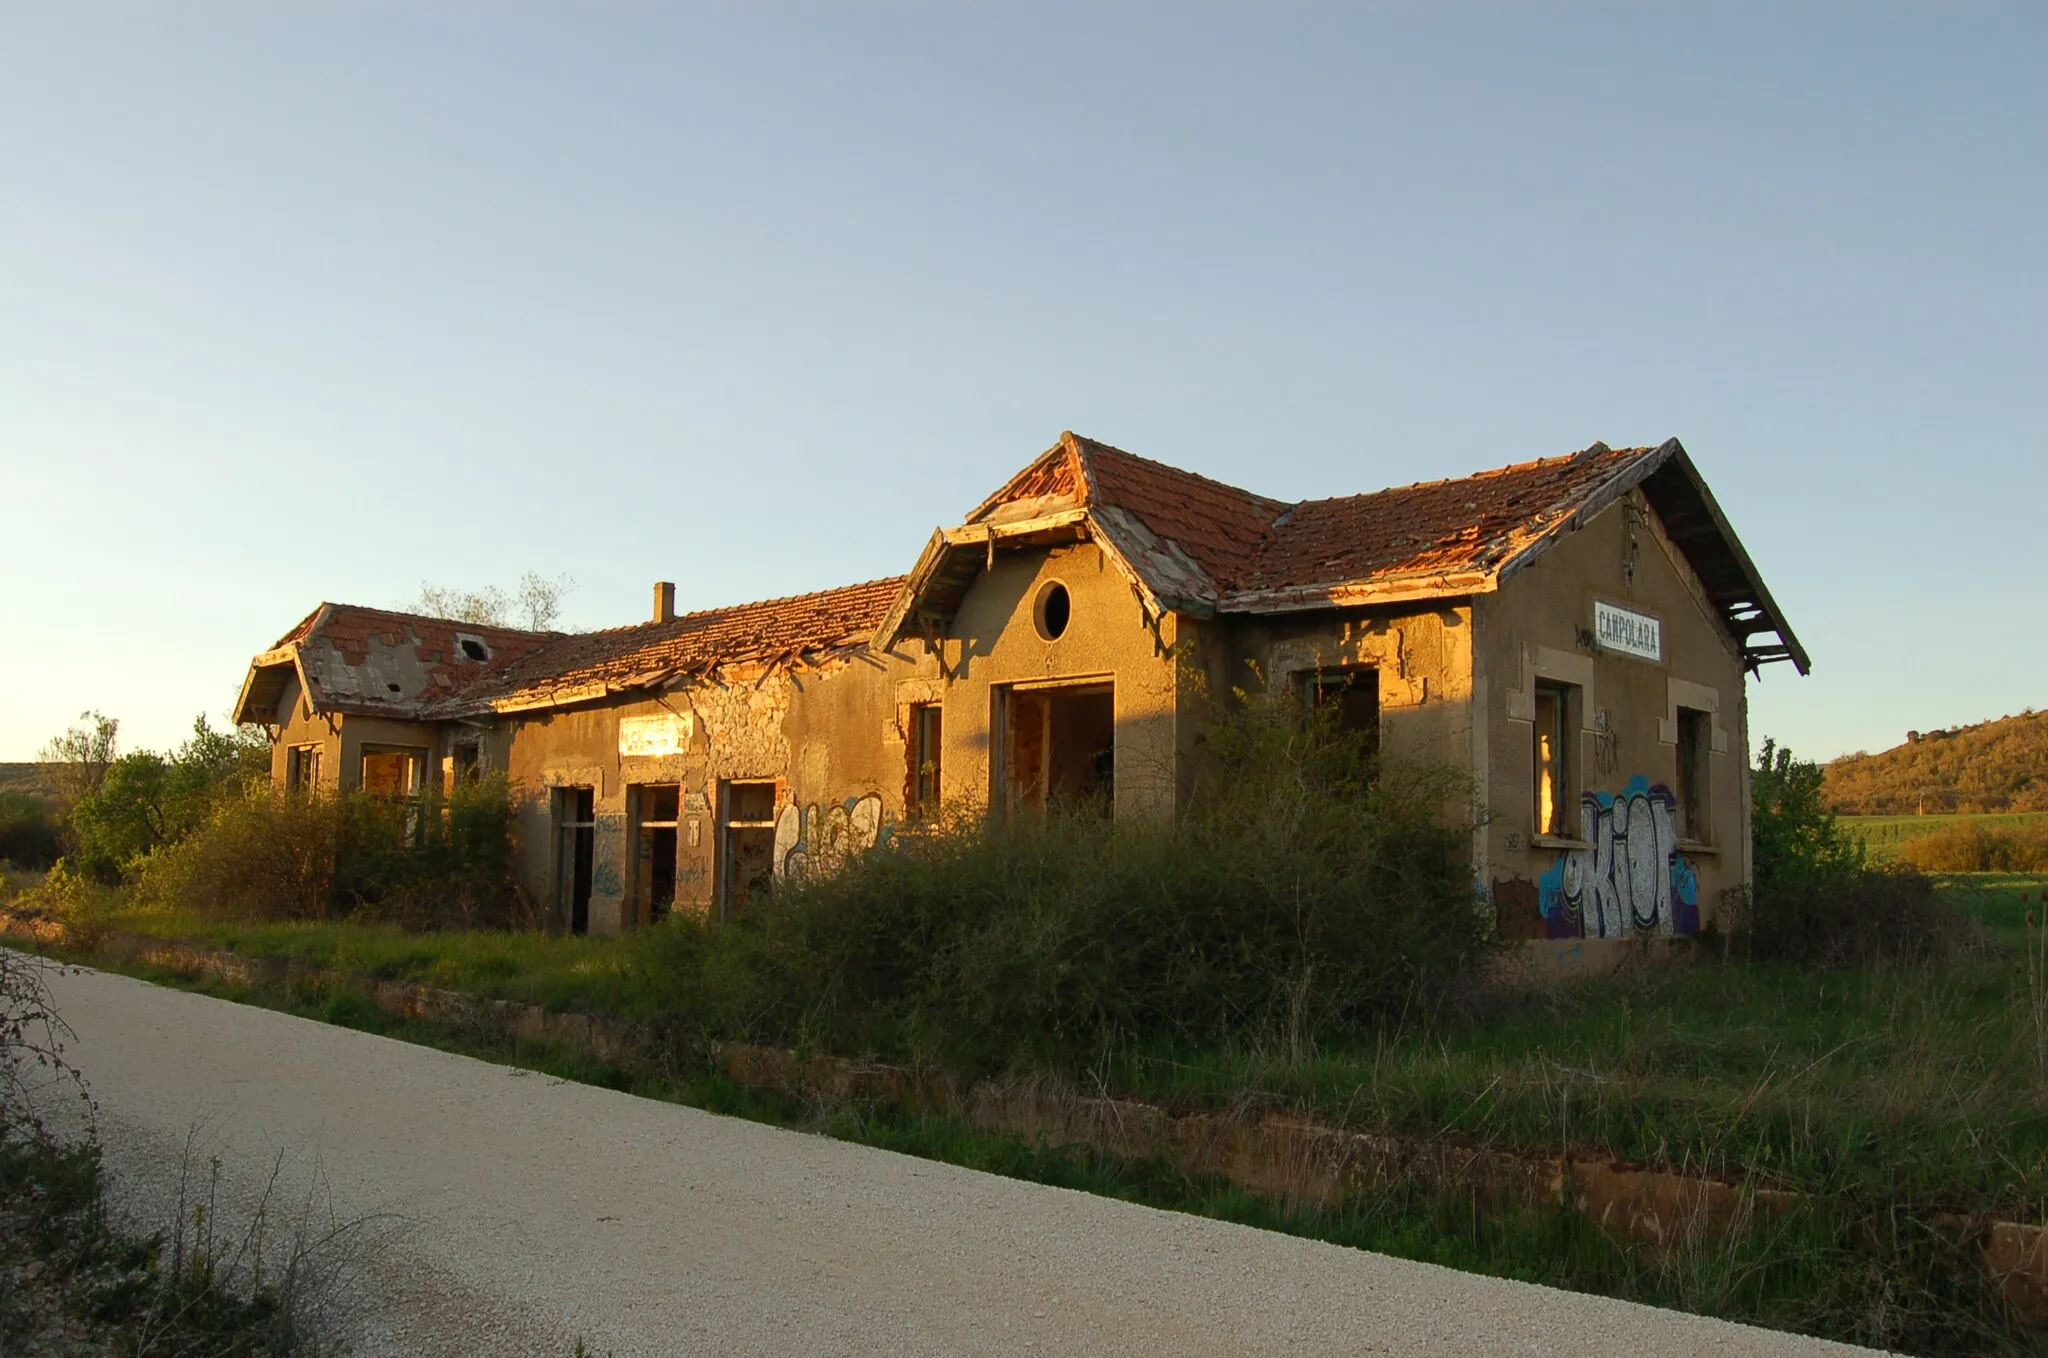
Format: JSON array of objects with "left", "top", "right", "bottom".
[
  {"left": 1593, "top": 601, "right": 1662, "bottom": 662},
  {"left": 618, "top": 712, "right": 692, "bottom": 757}
]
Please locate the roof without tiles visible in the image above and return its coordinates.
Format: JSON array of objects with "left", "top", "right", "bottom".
[{"left": 234, "top": 605, "right": 557, "bottom": 725}]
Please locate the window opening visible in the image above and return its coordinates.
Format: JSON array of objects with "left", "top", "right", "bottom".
[
  {"left": 1001, "top": 682, "right": 1113, "bottom": 814},
  {"left": 632, "top": 784, "right": 680, "bottom": 926},
  {"left": 285, "top": 744, "right": 322, "bottom": 794},
  {"left": 1033, "top": 581, "right": 1072, "bottom": 641},
  {"left": 909, "top": 704, "right": 943, "bottom": 820},
  {"left": 1304, "top": 667, "right": 1380, "bottom": 760},
  {"left": 447, "top": 741, "right": 481, "bottom": 792},
  {"left": 360, "top": 746, "right": 425, "bottom": 799},
  {"left": 554, "top": 786, "right": 595, "bottom": 935},
  {"left": 1533, "top": 683, "right": 1575, "bottom": 839},
  {"left": 720, "top": 781, "right": 778, "bottom": 916},
  {"left": 1676, "top": 707, "right": 1710, "bottom": 842}
]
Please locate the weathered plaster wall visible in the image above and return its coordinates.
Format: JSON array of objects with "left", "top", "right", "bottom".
[
  {"left": 495, "top": 648, "right": 935, "bottom": 934},
  {"left": 266, "top": 676, "right": 339, "bottom": 787},
  {"left": 1479, "top": 489, "right": 1751, "bottom": 950},
  {"left": 1193, "top": 603, "right": 1478, "bottom": 766},
  {"left": 937, "top": 541, "right": 1182, "bottom": 821}
]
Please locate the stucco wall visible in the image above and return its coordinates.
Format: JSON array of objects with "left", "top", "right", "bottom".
[
  {"left": 937, "top": 541, "right": 1182, "bottom": 822},
  {"left": 1478, "top": 489, "right": 1752, "bottom": 948},
  {"left": 493, "top": 647, "right": 935, "bottom": 935}
]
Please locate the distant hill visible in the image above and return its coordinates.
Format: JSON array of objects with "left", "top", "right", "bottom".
[
  {"left": 0, "top": 763, "right": 63, "bottom": 803},
  {"left": 1825, "top": 710, "right": 2048, "bottom": 815}
]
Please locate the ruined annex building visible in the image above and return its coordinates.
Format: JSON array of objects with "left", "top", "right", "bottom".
[{"left": 234, "top": 433, "right": 1806, "bottom": 949}]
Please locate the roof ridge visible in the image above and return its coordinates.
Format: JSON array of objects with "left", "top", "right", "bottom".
[
  {"left": 1066, "top": 431, "right": 1290, "bottom": 512},
  {"left": 306, "top": 602, "right": 560, "bottom": 639},
  {"left": 545, "top": 575, "right": 912, "bottom": 643},
  {"left": 1279, "top": 443, "right": 1653, "bottom": 510}
]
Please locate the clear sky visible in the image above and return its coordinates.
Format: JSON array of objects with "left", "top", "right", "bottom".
[{"left": 1, "top": 4, "right": 2041, "bottom": 763}]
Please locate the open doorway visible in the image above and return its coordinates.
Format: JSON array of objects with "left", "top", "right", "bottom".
[
  {"left": 720, "top": 781, "right": 778, "bottom": 916},
  {"left": 631, "top": 784, "right": 679, "bottom": 926},
  {"left": 999, "top": 681, "right": 1114, "bottom": 814},
  {"left": 553, "top": 786, "right": 595, "bottom": 935}
]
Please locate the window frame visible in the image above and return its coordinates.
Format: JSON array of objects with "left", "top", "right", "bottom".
[
  {"left": 1532, "top": 681, "right": 1579, "bottom": 842},
  {"left": 1675, "top": 706, "right": 1711, "bottom": 844}
]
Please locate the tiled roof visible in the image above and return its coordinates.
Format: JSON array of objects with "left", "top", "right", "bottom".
[
  {"left": 1228, "top": 444, "right": 1651, "bottom": 605},
  {"left": 432, "top": 577, "right": 907, "bottom": 715},
  {"left": 1069, "top": 436, "right": 1291, "bottom": 591}
]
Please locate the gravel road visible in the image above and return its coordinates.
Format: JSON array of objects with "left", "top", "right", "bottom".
[{"left": 32, "top": 960, "right": 1878, "bottom": 1356}]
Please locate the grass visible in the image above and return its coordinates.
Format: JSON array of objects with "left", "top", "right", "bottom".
[
  {"left": 24, "top": 872, "right": 2048, "bottom": 1351},
  {"left": 86, "top": 949, "right": 2030, "bottom": 1353},
  {"left": 82, "top": 904, "right": 658, "bottom": 1014},
  {"left": 1843, "top": 814, "right": 2048, "bottom": 862},
  {"left": 40, "top": 877, "right": 2048, "bottom": 1206}
]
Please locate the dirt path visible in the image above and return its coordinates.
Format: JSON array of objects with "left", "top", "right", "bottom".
[{"left": 34, "top": 961, "right": 1878, "bottom": 1356}]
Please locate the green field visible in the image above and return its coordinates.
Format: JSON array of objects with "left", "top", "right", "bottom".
[{"left": 1837, "top": 810, "right": 2048, "bottom": 860}]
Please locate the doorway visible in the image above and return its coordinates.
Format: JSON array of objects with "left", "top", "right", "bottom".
[
  {"left": 720, "top": 781, "right": 778, "bottom": 916},
  {"left": 631, "top": 784, "right": 679, "bottom": 926},
  {"left": 553, "top": 786, "right": 594, "bottom": 935},
  {"left": 999, "top": 681, "right": 1114, "bottom": 814}
]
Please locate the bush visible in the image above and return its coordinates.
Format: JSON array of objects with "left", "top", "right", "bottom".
[
  {"left": 639, "top": 687, "right": 1492, "bottom": 1072},
  {"left": 1743, "top": 864, "right": 1985, "bottom": 968},
  {"left": 1744, "top": 740, "right": 1983, "bottom": 967},
  {"left": 1896, "top": 822, "right": 2048, "bottom": 873},
  {"left": 66, "top": 716, "right": 270, "bottom": 882},
  {"left": 0, "top": 792, "right": 63, "bottom": 871},
  {"left": 138, "top": 776, "right": 530, "bottom": 928}
]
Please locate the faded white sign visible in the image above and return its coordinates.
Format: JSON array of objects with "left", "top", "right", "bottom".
[
  {"left": 618, "top": 712, "right": 692, "bottom": 758},
  {"left": 1593, "top": 601, "right": 1662, "bottom": 662}
]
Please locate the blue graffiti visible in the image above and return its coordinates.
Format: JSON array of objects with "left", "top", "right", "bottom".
[{"left": 1537, "top": 776, "right": 1698, "bottom": 939}]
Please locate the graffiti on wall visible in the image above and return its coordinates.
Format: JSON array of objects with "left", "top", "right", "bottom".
[
  {"left": 1537, "top": 776, "right": 1700, "bottom": 939},
  {"left": 773, "top": 794, "right": 887, "bottom": 881}
]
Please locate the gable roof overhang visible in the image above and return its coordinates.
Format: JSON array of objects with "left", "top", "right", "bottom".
[
  {"left": 232, "top": 644, "right": 312, "bottom": 728},
  {"left": 1491, "top": 438, "right": 1810, "bottom": 675}
]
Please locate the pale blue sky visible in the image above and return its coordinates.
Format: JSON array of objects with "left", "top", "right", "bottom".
[{"left": 2, "top": 4, "right": 2041, "bottom": 762}]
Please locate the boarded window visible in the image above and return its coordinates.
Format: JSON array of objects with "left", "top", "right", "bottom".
[
  {"left": 360, "top": 747, "right": 424, "bottom": 799},
  {"left": 1533, "top": 683, "right": 1575, "bottom": 839},
  {"left": 632, "top": 783, "right": 680, "bottom": 926},
  {"left": 1001, "top": 683, "right": 1113, "bottom": 814},
  {"left": 1676, "top": 707, "right": 1710, "bottom": 842},
  {"left": 554, "top": 786, "right": 595, "bottom": 935},
  {"left": 909, "top": 703, "right": 943, "bottom": 819}
]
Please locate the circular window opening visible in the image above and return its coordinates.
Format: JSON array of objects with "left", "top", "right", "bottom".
[{"left": 1034, "top": 581, "right": 1072, "bottom": 641}]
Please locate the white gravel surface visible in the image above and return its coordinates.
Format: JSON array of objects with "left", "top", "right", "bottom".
[{"left": 33, "top": 959, "right": 1881, "bottom": 1356}]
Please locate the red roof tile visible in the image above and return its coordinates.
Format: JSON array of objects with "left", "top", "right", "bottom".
[
  {"left": 434, "top": 577, "right": 907, "bottom": 714},
  {"left": 1230, "top": 445, "right": 1652, "bottom": 602}
]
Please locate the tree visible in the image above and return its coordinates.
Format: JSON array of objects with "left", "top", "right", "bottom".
[
  {"left": 37, "top": 711, "right": 118, "bottom": 807},
  {"left": 411, "top": 571, "right": 574, "bottom": 631},
  {"left": 1751, "top": 738, "right": 1864, "bottom": 897},
  {"left": 68, "top": 716, "right": 270, "bottom": 881}
]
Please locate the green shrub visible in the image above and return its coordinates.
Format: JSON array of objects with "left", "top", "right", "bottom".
[
  {"left": 1896, "top": 821, "right": 2048, "bottom": 873},
  {"left": 0, "top": 791, "right": 62, "bottom": 870},
  {"left": 1742, "top": 741, "right": 1982, "bottom": 967},
  {"left": 138, "top": 775, "right": 529, "bottom": 928},
  {"left": 639, "top": 688, "right": 1491, "bottom": 1072},
  {"left": 67, "top": 716, "right": 270, "bottom": 881}
]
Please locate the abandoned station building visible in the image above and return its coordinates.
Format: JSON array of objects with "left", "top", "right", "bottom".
[{"left": 233, "top": 433, "right": 1806, "bottom": 946}]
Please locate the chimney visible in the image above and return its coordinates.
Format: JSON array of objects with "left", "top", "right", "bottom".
[{"left": 653, "top": 581, "right": 676, "bottom": 624}]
